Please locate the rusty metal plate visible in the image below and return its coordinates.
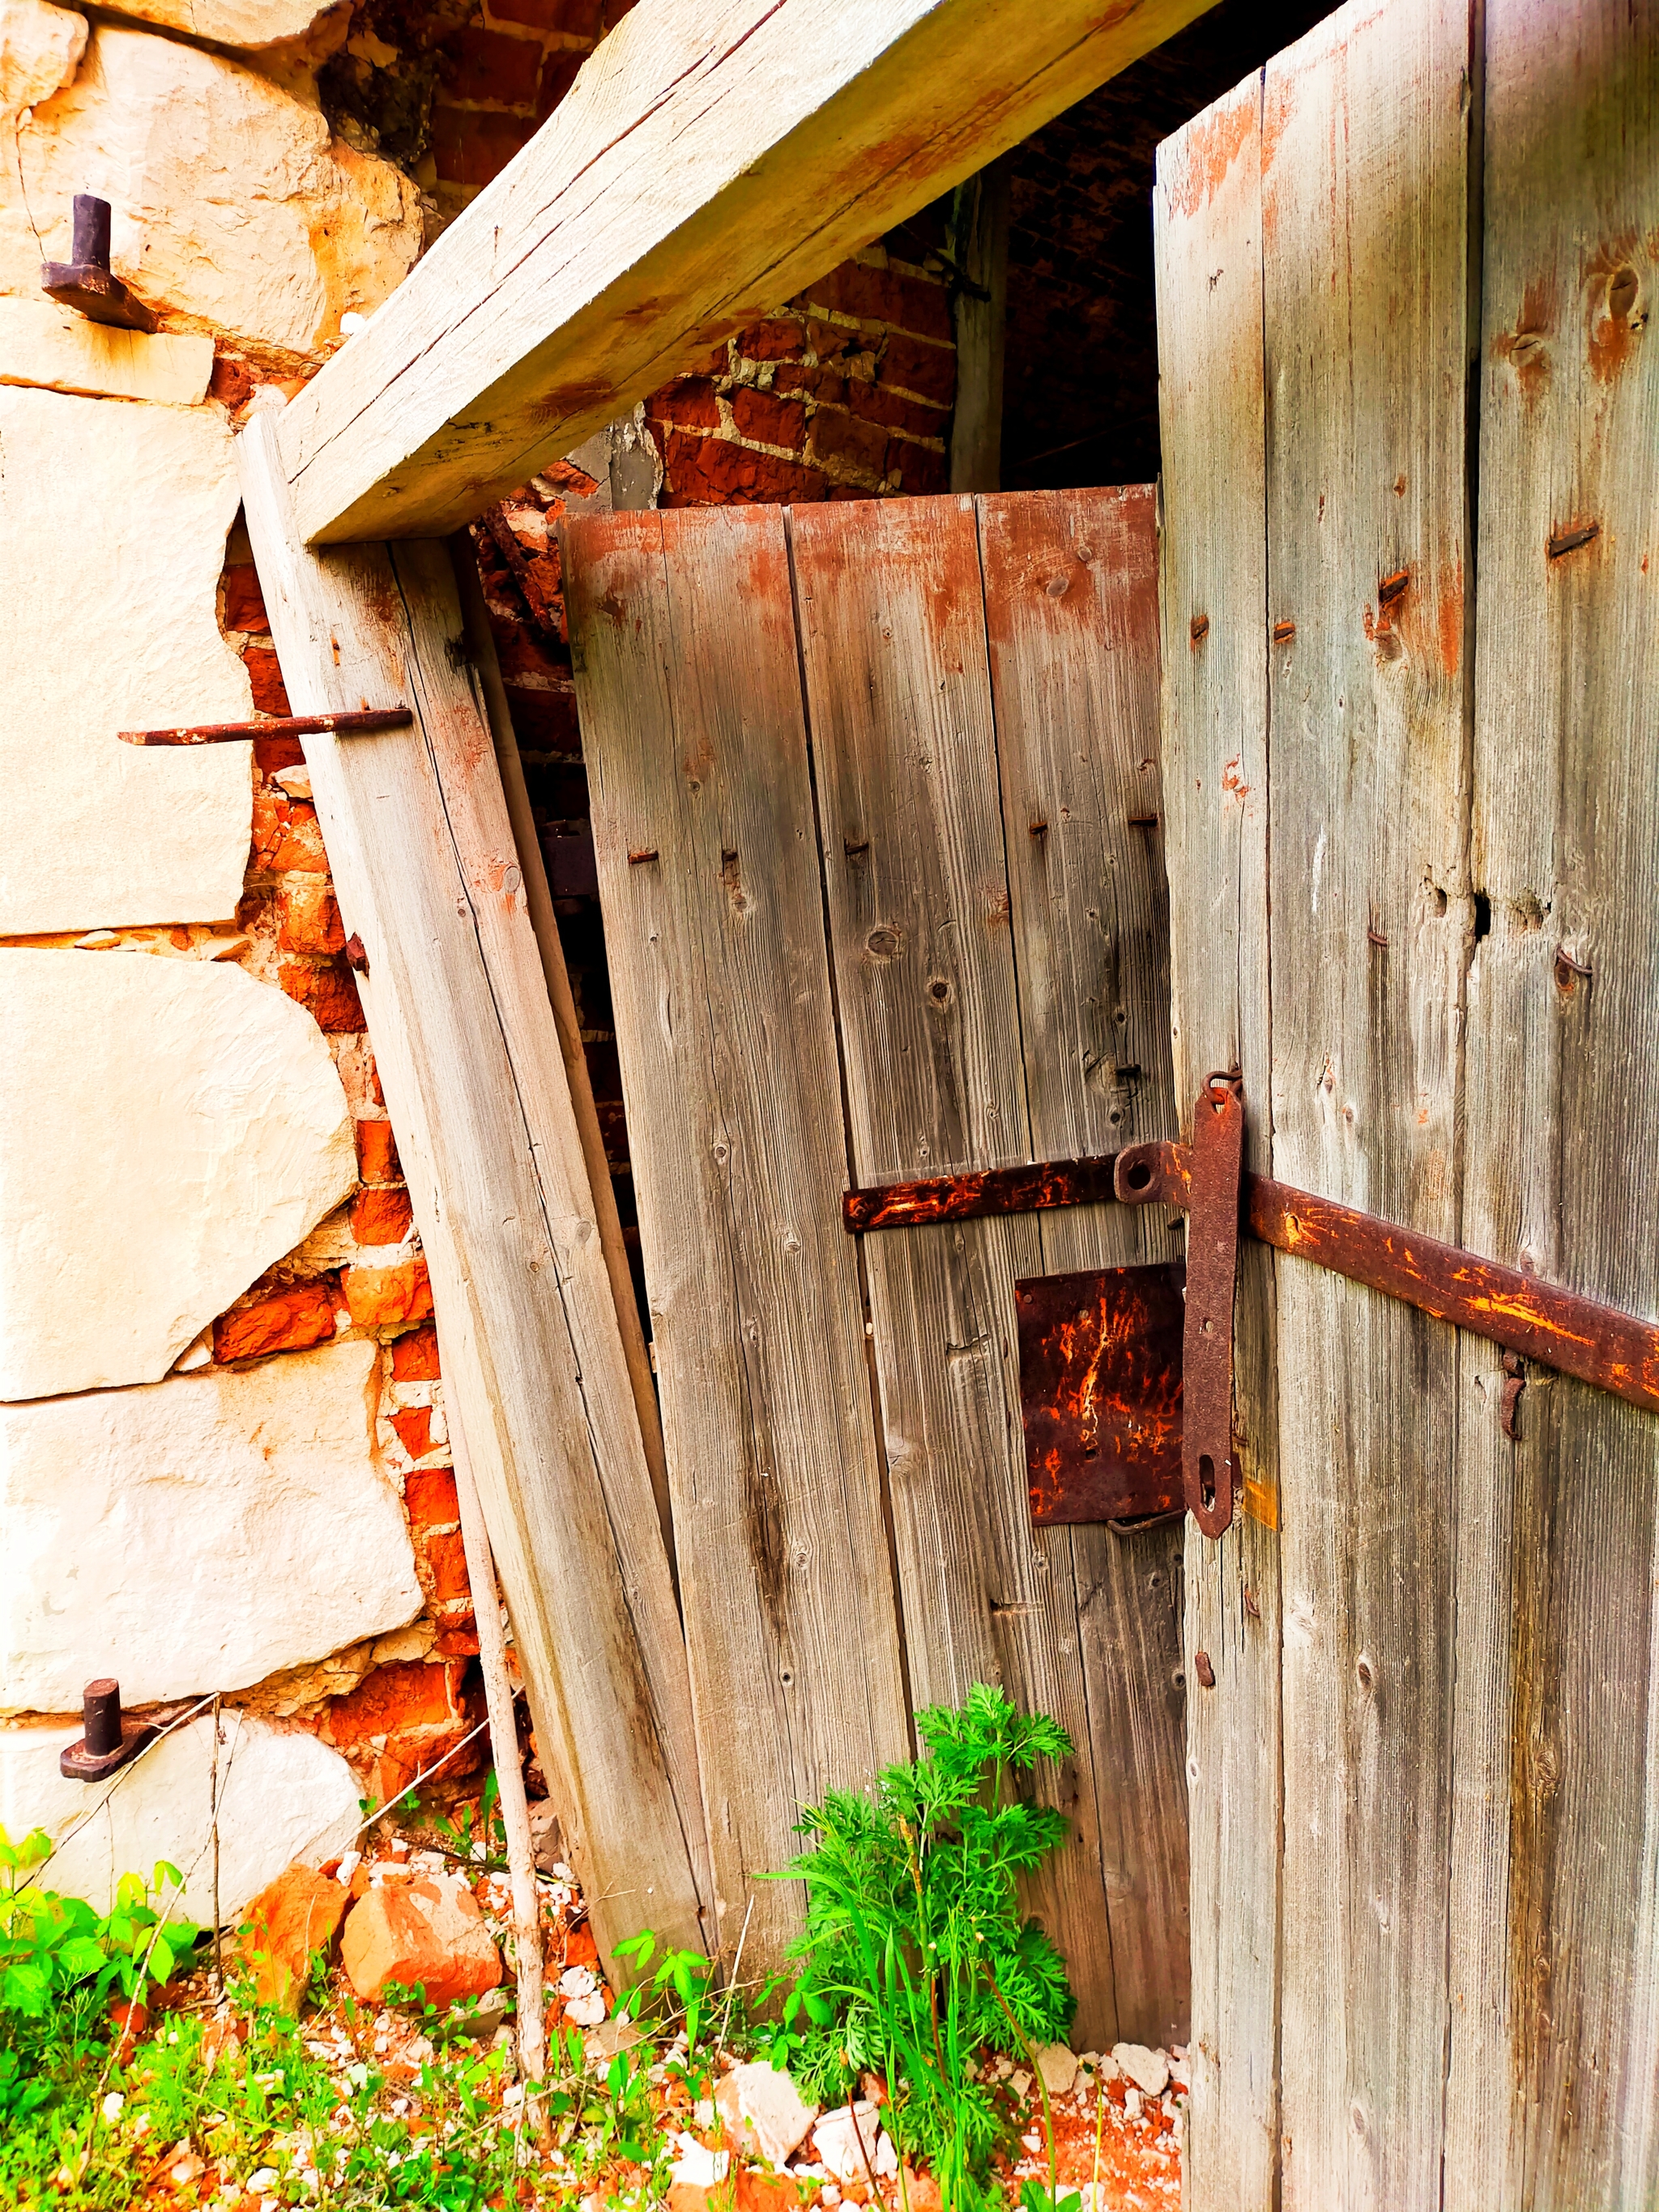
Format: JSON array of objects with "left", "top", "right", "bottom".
[
  {"left": 845, "top": 1154, "right": 1120, "bottom": 1234},
  {"left": 1017, "top": 1262, "right": 1185, "bottom": 1526}
]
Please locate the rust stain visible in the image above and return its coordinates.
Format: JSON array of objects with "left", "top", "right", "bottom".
[
  {"left": 1222, "top": 757, "right": 1251, "bottom": 804},
  {"left": 1584, "top": 241, "right": 1644, "bottom": 385},
  {"left": 1190, "top": 612, "right": 1210, "bottom": 646},
  {"left": 1492, "top": 275, "right": 1558, "bottom": 403},
  {"left": 1547, "top": 519, "right": 1600, "bottom": 561},
  {"left": 1169, "top": 90, "right": 1255, "bottom": 219},
  {"left": 597, "top": 589, "right": 628, "bottom": 628}
]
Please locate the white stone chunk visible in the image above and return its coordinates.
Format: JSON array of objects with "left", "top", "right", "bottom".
[
  {"left": 1034, "top": 2042, "right": 1078, "bottom": 2097},
  {"left": 1111, "top": 2041, "right": 1171, "bottom": 2097},
  {"left": 0, "top": 390, "right": 252, "bottom": 935},
  {"left": 0, "top": 1338, "right": 421, "bottom": 1711},
  {"left": 0, "top": 1710, "right": 360, "bottom": 1922},
  {"left": 3, "top": 27, "right": 421, "bottom": 363},
  {"left": 0, "top": 298, "right": 214, "bottom": 403},
  {"left": 1, "top": 953, "right": 356, "bottom": 1399},
  {"left": 0, "top": 0, "right": 84, "bottom": 119},
  {"left": 715, "top": 2060, "right": 820, "bottom": 2168},
  {"left": 94, "top": 0, "right": 339, "bottom": 49}
]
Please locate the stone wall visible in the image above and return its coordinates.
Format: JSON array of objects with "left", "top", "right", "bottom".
[{"left": 0, "top": 0, "right": 955, "bottom": 1919}]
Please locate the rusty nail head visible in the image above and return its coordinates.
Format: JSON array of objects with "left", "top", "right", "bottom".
[
  {"left": 627, "top": 847, "right": 659, "bottom": 865},
  {"left": 343, "top": 933, "right": 369, "bottom": 975},
  {"left": 1194, "top": 1651, "right": 1216, "bottom": 1688},
  {"left": 1243, "top": 1587, "right": 1261, "bottom": 1620}
]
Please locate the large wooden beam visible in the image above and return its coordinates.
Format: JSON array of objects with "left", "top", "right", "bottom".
[
  {"left": 237, "top": 411, "right": 712, "bottom": 1964},
  {"left": 278, "top": 0, "right": 1212, "bottom": 545}
]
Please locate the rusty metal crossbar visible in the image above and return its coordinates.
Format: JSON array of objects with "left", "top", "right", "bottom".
[
  {"left": 844, "top": 1085, "right": 1659, "bottom": 1536},
  {"left": 119, "top": 709, "right": 413, "bottom": 747}
]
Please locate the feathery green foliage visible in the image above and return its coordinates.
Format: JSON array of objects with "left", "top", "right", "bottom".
[{"left": 766, "top": 1684, "right": 1077, "bottom": 2211}]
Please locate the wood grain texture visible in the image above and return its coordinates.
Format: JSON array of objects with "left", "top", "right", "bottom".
[
  {"left": 1446, "top": 2, "right": 1659, "bottom": 2202},
  {"left": 565, "top": 504, "right": 911, "bottom": 1982},
  {"left": 236, "top": 415, "right": 710, "bottom": 1965},
  {"left": 977, "top": 484, "right": 1188, "bottom": 2044},
  {"left": 452, "top": 541, "right": 676, "bottom": 1572},
  {"left": 1260, "top": 4, "right": 1476, "bottom": 2201},
  {"left": 793, "top": 493, "right": 1119, "bottom": 2048},
  {"left": 275, "top": 0, "right": 1213, "bottom": 544},
  {"left": 1153, "top": 70, "right": 1283, "bottom": 2210}
]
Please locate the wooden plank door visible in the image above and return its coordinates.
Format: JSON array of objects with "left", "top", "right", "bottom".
[
  {"left": 570, "top": 489, "right": 1185, "bottom": 2044},
  {"left": 565, "top": 505, "right": 912, "bottom": 1980},
  {"left": 1158, "top": 0, "right": 1659, "bottom": 2203}
]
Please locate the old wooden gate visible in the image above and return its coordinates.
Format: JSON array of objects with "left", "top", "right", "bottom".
[
  {"left": 1157, "top": 0, "right": 1659, "bottom": 2203},
  {"left": 566, "top": 489, "right": 1187, "bottom": 2048}
]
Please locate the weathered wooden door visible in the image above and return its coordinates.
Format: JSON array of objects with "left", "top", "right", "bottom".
[
  {"left": 566, "top": 489, "right": 1188, "bottom": 2048},
  {"left": 1158, "top": 0, "right": 1659, "bottom": 2203}
]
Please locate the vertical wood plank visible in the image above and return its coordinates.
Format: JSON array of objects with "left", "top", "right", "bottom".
[
  {"left": 978, "top": 484, "right": 1189, "bottom": 2044},
  {"left": 1260, "top": 3, "right": 1476, "bottom": 2202},
  {"left": 236, "top": 417, "right": 710, "bottom": 1963},
  {"left": 1154, "top": 71, "right": 1283, "bottom": 2209},
  {"left": 565, "top": 505, "right": 912, "bottom": 1981},
  {"left": 793, "top": 493, "right": 1120, "bottom": 2047},
  {"left": 1447, "top": 2, "right": 1659, "bottom": 2202}
]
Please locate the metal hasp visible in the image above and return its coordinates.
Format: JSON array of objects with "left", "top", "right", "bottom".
[
  {"left": 58, "top": 1678, "right": 156, "bottom": 1783},
  {"left": 120, "top": 709, "right": 414, "bottom": 747},
  {"left": 843, "top": 1153, "right": 1120, "bottom": 1232},
  {"left": 1171, "top": 1072, "right": 1245, "bottom": 1536},
  {"left": 1017, "top": 1261, "right": 1185, "bottom": 1528},
  {"left": 41, "top": 195, "right": 158, "bottom": 334}
]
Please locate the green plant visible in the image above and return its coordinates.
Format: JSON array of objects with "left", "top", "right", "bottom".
[
  {"left": 1, "top": 1826, "right": 202, "bottom": 2024},
  {"left": 612, "top": 1928, "right": 717, "bottom": 2053},
  {"left": 768, "top": 1684, "right": 1077, "bottom": 2212}
]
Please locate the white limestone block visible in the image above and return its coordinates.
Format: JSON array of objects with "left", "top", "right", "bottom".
[
  {"left": 0, "top": 390, "right": 253, "bottom": 935},
  {"left": 3, "top": 27, "right": 421, "bottom": 363},
  {"left": 95, "top": 0, "right": 339, "bottom": 49},
  {"left": 0, "top": 297, "right": 214, "bottom": 403},
  {"left": 0, "top": 953, "right": 356, "bottom": 1400},
  {"left": 0, "top": 1710, "right": 360, "bottom": 1923},
  {"left": 0, "top": 1338, "right": 422, "bottom": 1711},
  {"left": 0, "top": 0, "right": 85, "bottom": 120}
]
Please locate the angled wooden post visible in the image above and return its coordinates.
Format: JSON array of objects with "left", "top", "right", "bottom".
[{"left": 237, "top": 411, "right": 712, "bottom": 1963}]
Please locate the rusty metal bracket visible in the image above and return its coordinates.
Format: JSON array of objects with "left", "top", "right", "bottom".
[
  {"left": 843, "top": 1155, "right": 1120, "bottom": 1232},
  {"left": 58, "top": 1678, "right": 156, "bottom": 1784},
  {"left": 1016, "top": 1262, "right": 1185, "bottom": 1528},
  {"left": 1177, "top": 1072, "right": 1245, "bottom": 1536},
  {"left": 41, "top": 195, "right": 157, "bottom": 334},
  {"left": 120, "top": 709, "right": 413, "bottom": 747}
]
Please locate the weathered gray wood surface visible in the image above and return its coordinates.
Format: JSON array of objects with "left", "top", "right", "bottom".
[
  {"left": 275, "top": 0, "right": 1213, "bottom": 545},
  {"left": 1446, "top": 2, "right": 1659, "bottom": 2204},
  {"left": 237, "top": 415, "right": 711, "bottom": 1964},
  {"left": 977, "top": 484, "right": 1188, "bottom": 2043},
  {"left": 565, "top": 503, "right": 911, "bottom": 1982},
  {"left": 1261, "top": 4, "right": 1475, "bottom": 2202},
  {"left": 1154, "top": 72, "right": 1282, "bottom": 2207},
  {"left": 795, "top": 494, "right": 1120, "bottom": 2047}
]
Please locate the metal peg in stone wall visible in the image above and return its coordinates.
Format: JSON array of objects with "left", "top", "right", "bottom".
[
  {"left": 41, "top": 194, "right": 159, "bottom": 333},
  {"left": 58, "top": 1676, "right": 158, "bottom": 1782}
]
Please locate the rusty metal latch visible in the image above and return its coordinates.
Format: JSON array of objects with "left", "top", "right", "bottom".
[{"left": 847, "top": 1082, "right": 1659, "bottom": 1539}]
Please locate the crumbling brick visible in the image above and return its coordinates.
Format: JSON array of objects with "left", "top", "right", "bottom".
[
  {"left": 343, "top": 1257, "right": 435, "bottom": 1329},
  {"left": 356, "top": 1119, "right": 403, "bottom": 1186},
  {"left": 213, "top": 1279, "right": 338, "bottom": 1364},
  {"left": 352, "top": 1186, "right": 415, "bottom": 1247},
  {"left": 390, "top": 1323, "right": 440, "bottom": 1379}
]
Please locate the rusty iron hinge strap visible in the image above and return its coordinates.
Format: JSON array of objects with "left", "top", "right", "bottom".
[
  {"left": 842, "top": 1154, "right": 1120, "bottom": 1232},
  {"left": 119, "top": 709, "right": 414, "bottom": 747},
  {"left": 1180, "top": 1075, "right": 1245, "bottom": 1536},
  {"left": 1113, "top": 1137, "right": 1659, "bottom": 1420}
]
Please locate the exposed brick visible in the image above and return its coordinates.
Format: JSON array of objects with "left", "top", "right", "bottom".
[
  {"left": 492, "top": 623, "right": 567, "bottom": 685},
  {"left": 732, "top": 317, "right": 805, "bottom": 362},
  {"left": 254, "top": 731, "right": 305, "bottom": 776},
  {"left": 424, "top": 1529, "right": 472, "bottom": 1605},
  {"left": 730, "top": 386, "right": 807, "bottom": 450},
  {"left": 213, "top": 1279, "right": 337, "bottom": 1364},
  {"left": 796, "top": 260, "right": 953, "bottom": 343},
  {"left": 880, "top": 330, "right": 957, "bottom": 406},
  {"left": 645, "top": 377, "right": 721, "bottom": 433},
  {"left": 391, "top": 1406, "right": 434, "bottom": 1460},
  {"left": 326, "top": 1660, "right": 462, "bottom": 1749},
  {"left": 277, "top": 879, "right": 345, "bottom": 956},
  {"left": 805, "top": 318, "right": 853, "bottom": 360},
  {"left": 279, "top": 956, "right": 365, "bottom": 1034},
  {"left": 390, "top": 1323, "right": 439, "bottom": 1380},
  {"left": 657, "top": 429, "right": 827, "bottom": 508},
  {"left": 252, "top": 792, "right": 329, "bottom": 873},
  {"left": 500, "top": 685, "right": 580, "bottom": 752},
  {"left": 356, "top": 1120, "right": 403, "bottom": 1186},
  {"left": 343, "top": 1257, "right": 435, "bottom": 1329},
  {"left": 405, "top": 1466, "right": 459, "bottom": 1532},
  {"left": 433, "top": 1621, "right": 480, "bottom": 1657},
  {"left": 352, "top": 1186, "right": 415, "bottom": 1246},
  {"left": 431, "top": 105, "right": 535, "bottom": 191},
  {"left": 223, "top": 565, "right": 269, "bottom": 635},
  {"left": 885, "top": 438, "right": 950, "bottom": 496},
  {"left": 209, "top": 352, "right": 257, "bottom": 412},
  {"left": 774, "top": 362, "right": 848, "bottom": 408},
  {"left": 485, "top": 0, "right": 603, "bottom": 31},
  {"left": 805, "top": 407, "right": 890, "bottom": 479},
  {"left": 847, "top": 380, "right": 949, "bottom": 440},
  {"left": 442, "top": 26, "right": 542, "bottom": 107},
  {"left": 366, "top": 1715, "right": 484, "bottom": 1807},
  {"left": 535, "top": 50, "right": 585, "bottom": 122},
  {"left": 246, "top": 647, "right": 291, "bottom": 718}
]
